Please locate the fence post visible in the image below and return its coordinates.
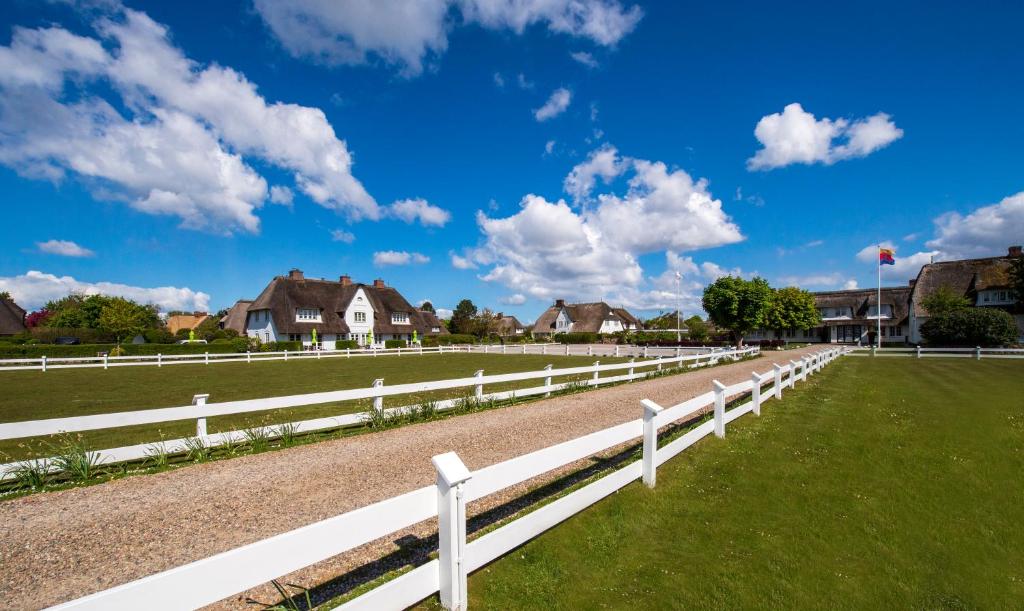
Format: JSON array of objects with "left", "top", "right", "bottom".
[
  {"left": 565, "top": 344, "right": 570, "bottom": 356},
  {"left": 246, "top": 350, "right": 251, "bottom": 364},
  {"left": 628, "top": 358, "right": 636, "bottom": 379},
  {"left": 284, "top": 349, "right": 288, "bottom": 361},
  {"left": 347, "top": 348, "right": 351, "bottom": 359},
  {"left": 104, "top": 352, "right": 109, "bottom": 370},
  {"left": 615, "top": 345, "right": 620, "bottom": 357},
  {"left": 542, "top": 344, "right": 547, "bottom": 356},
  {"left": 41, "top": 355, "right": 47, "bottom": 372},
  {"left": 474, "top": 369, "right": 484, "bottom": 400},
  {"left": 592, "top": 361, "right": 600, "bottom": 386},
  {"left": 433, "top": 452, "right": 472, "bottom": 611},
  {"left": 802, "top": 356, "right": 810, "bottom": 380},
  {"left": 205, "top": 351, "right": 210, "bottom": 365},
  {"left": 372, "top": 378, "right": 384, "bottom": 413},
  {"left": 773, "top": 364, "right": 783, "bottom": 399},
  {"left": 712, "top": 380, "right": 726, "bottom": 438},
  {"left": 193, "top": 393, "right": 210, "bottom": 437},
  {"left": 588, "top": 345, "right": 593, "bottom": 357},
  {"left": 751, "top": 372, "right": 762, "bottom": 416},
  {"left": 523, "top": 344, "right": 527, "bottom": 354},
  {"left": 976, "top": 345, "right": 981, "bottom": 360},
  {"left": 871, "top": 345, "right": 876, "bottom": 357},
  {"left": 643, "top": 346, "right": 649, "bottom": 358},
  {"left": 544, "top": 364, "right": 553, "bottom": 397},
  {"left": 157, "top": 353, "right": 162, "bottom": 368},
  {"left": 916, "top": 345, "right": 921, "bottom": 359},
  {"left": 789, "top": 360, "right": 799, "bottom": 388},
  {"left": 641, "top": 399, "right": 663, "bottom": 488}
]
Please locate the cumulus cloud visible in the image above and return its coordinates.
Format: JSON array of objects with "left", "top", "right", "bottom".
[
  {"left": 563, "top": 144, "right": 624, "bottom": 202},
  {"left": 570, "top": 51, "right": 599, "bottom": 68},
  {"left": 0, "top": 270, "right": 210, "bottom": 311},
  {"left": 534, "top": 87, "right": 572, "bottom": 121},
  {"left": 254, "top": 0, "right": 642, "bottom": 76},
  {"left": 330, "top": 229, "right": 355, "bottom": 243},
  {"left": 373, "top": 250, "right": 430, "bottom": 266},
  {"left": 436, "top": 307, "right": 453, "bottom": 319},
  {"left": 747, "top": 103, "right": 903, "bottom": 170},
  {"left": 450, "top": 251, "right": 477, "bottom": 270},
  {"left": 0, "top": 6, "right": 378, "bottom": 233},
  {"left": 776, "top": 272, "right": 854, "bottom": 289},
  {"left": 499, "top": 293, "right": 527, "bottom": 305},
  {"left": 36, "top": 239, "right": 95, "bottom": 257},
  {"left": 465, "top": 145, "right": 743, "bottom": 304},
  {"left": 544, "top": 139, "right": 556, "bottom": 156},
  {"left": 385, "top": 198, "right": 451, "bottom": 227},
  {"left": 926, "top": 191, "right": 1024, "bottom": 259},
  {"left": 269, "top": 185, "right": 294, "bottom": 207}
]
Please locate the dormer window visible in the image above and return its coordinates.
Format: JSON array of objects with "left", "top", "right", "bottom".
[
  {"left": 867, "top": 304, "right": 893, "bottom": 318},
  {"left": 354, "top": 311, "right": 367, "bottom": 323},
  {"left": 296, "top": 308, "right": 321, "bottom": 322},
  {"left": 392, "top": 312, "right": 409, "bottom": 324}
]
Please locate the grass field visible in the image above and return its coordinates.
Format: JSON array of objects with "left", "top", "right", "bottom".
[
  {"left": 0, "top": 353, "right": 637, "bottom": 460},
  {"left": 419, "top": 357, "right": 1024, "bottom": 609}
]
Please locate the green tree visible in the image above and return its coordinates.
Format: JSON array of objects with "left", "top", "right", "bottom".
[
  {"left": 684, "top": 315, "right": 708, "bottom": 342},
  {"left": 98, "top": 298, "right": 148, "bottom": 346},
  {"left": 468, "top": 308, "right": 501, "bottom": 339},
  {"left": 450, "top": 299, "right": 478, "bottom": 334},
  {"left": 920, "top": 284, "right": 970, "bottom": 316},
  {"left": 702, "top": 276, "right": 773, "bottom": 348},
  {"left": 1009, "top": 257, "right": 1024, "bottom": 305},
  {"left": 765, "top": 286, "right": 821, "bottom": 335},
  {"left": 420, "top": 301, "right": 435, "bottom": 313},
  {"left": 921, "top": 309, "right": 1018, "bottom": 347}
]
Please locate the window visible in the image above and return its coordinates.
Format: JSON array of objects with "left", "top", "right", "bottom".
[
  {"left": 432, "top": 326, "right": 441, "bottom": 333},
  {"left": 354, "top": 311, "right": 367, "bottom": 323},
  {"left": 296, "top": 308, "right": 320, "bottom": 321},
  {"left": 392, "top": 312, "right": 409, "bottom": 324},
  {"left": 288, "top": 333, "right": 301, "bottom": 342},
  {"left": 889, "top": 326, "right": 903, "bottom": 337},
  {"left": 867, "top": 304, "right": 893, "bottom": 318}
]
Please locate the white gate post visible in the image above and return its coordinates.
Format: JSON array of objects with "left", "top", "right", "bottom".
[
  {"left": 372, "top": 378, "right": 384, "bottom": 413},
  {"left": 501, "top": 344, "right": 506, "bottom": 355},
  {"left": 433, "top": 452, "right": 472, "bottom": 611},
  {"left": 628, "top": 358, "right": 635, "bottom": 379},
  {"left": 104, "top": 352, "right": 109, "bottom": 370},
  {"left": 643, "top": 346, "right": 649, "bottom": 358},
  {"left": 41, "top": 355, "right": 47, "bottom": 372},
  {"left": 205, "top": 351, "right": 210, "bottom": 365},
  {"left": 565, "top": 344, "right": 570, "bottom": 356},
  {"left": 193, "top": 393, "right": 210, "bottom": 437},
  {"left": 976, "top": 345, "right": 982, "bottom": 360},
  {"left": 615, "top": 345, "right": 620, "bottom": 357},
  {"left": 157, "top": 353, "right": 162, "bottom": 368},
  {"left": 246, "top": 350, "right": 251, "bottom": 364},
  {"left": 641, "top": 399, "right": 663, "bottom": 488},
  {"left": 284, "top": 349, "right": 288, "bottom": 361},
  {"left": 522, "top": 344, "right": 527, "bottom": 354},
  {"left": 542, "top": 344, "right": 547, "bottom": 356},
  {"left": 544, "top": 364, "right": 553, "bottom": 397},
  {"left": 474, "top": 369, "right": 484, "bottom": 400},
  {"left": 916, "top": 345, "right": 921, "bottom": 359},
  {"left": 712, "top": 380, "right": 726, "bottom": 438},
  {"left": 751, "top": 372, "right": 762, "bottom": 416},
  {"left": 773, "top": 364, "right": 783, "bottom": 399},
  {"left": 592, "top": 361, "right": 600, "bottom": 386},
  {"left": 789, "top": 360, "right": 799, "bottom": 388}
]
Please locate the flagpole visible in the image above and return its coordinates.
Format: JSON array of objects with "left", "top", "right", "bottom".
[{"left": 877, "top": 244, "right": 882, "bottom": 349}]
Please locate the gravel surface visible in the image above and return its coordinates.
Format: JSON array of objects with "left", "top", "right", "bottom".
[{"left": 0, "top": 346, "right": 824, "bottom": 609}]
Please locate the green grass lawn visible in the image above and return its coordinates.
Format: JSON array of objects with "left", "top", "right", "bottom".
[
  {"left": 433, "top": 357, "right": 1024, "bottom": 609},
  {"left": 0, "top": 353, "right": 637, "bottom": 459}
]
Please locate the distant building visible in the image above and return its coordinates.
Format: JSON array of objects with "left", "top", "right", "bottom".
[
  {"left": 243, "top": 269, "right": 436, "bottom": 348},
  {"left": 495, "top": 312, "right": 526, "bottom": 337},
  {"left": 417, "top": 308, "right": 450, "bottom": 337},
  {"left": 219, "top": 300, "right": 252, "bottom": 334},
  {"left": 532, "top": 300, "right": 642, "bottom": 336},
  {"left": 166, "top": 312, "right": 210, "bottom": 334},
  {"left": 0, "top": 295, "right": 26, "bottom": 336}
]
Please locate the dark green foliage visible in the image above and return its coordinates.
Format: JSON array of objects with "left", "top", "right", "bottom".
[
  {"left": 765, "top": 286, "right": 821, "bottom": 333},
  {"left": 921, "top": 308, "right": 1018, "bottom": 346},
  {"left": 450, "top": 299, "right": 478, "bottom": 334},
  {"left": 420, "top": 301, "right": 435, "bottom": 313},
  {"left": 553, "top": 332, "right": 598, "bottom": 344},
  {"left": 384, "top": 339, "right": 408, "bottom": 348},
  {"left": 143, "top": 328, "right": 175, "bottom": 344},
  {"left": 334, "top": 340, "right": 359, "bottom": 349},
  {"left": 422, "top": 334, "right": 478, "bottom": 346},
  {"left": 702, "top": 276, "right": 774, "bottom": 347},
  {"left": 920, "top": 284, "right": 971, "bottom": 316}
]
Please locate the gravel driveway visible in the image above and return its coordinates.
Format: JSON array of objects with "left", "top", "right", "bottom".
[{"left": 0, "top": 346, "right": 825, "bottom": 609}]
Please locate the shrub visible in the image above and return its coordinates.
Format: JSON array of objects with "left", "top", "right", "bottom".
[
  {"left": 423, "top": 334, "right": 477, "bottom": 346},
  {"left": 334, "top": 340, "right": 359, "bottom": 349},
  {"left": 554, "top": 332, "right": 598, "bottom": 344},
  {"left": 143, "top": 328, "right": 175, "bottom": 344},
  {"left": 384, "top": 339, "right": 407, "bottom": 348},
  {"left": 230, "top": 337, "right": 251, "bottom": 353},
  {"left": 921, "top": 308, "right": 1018, "bottom": 347}
]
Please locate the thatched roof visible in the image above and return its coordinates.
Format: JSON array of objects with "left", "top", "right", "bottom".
[
  {"left": 495, "top": 313, "right": 525, "bottom": 335},
  {"left": 532, "top": 300, "right": 641, "bottom": 334},
  {"left": 910, "top": 254, "right": 1017, "bottom": 317},
  {"left": 220, "top": 300, "right": 252, "bottom": 334},
  {"left": 416, "top": 309, "right": 450, "bottom": 335},
  {"left": 166, "top": 313, "right": 209, "bottom": 334},
  {"left": 813, "top": 286, "right": 912, "bottom": 325},
  {"left": 0, "top": 295, "right": 26, "bottom": 335}
]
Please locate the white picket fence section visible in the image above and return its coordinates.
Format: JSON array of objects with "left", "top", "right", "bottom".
[
  {"left": 48, "top": 347, "right": 846, "bottom": 611},
  {"left": 0, "top": 343, "right": 723, "bottom": 372},
  {"left": 847, "top": 346, "right": 1024, "bottom": 359},
  {"left": 0, "top": 347, "right": 757, "bottom": 480}
]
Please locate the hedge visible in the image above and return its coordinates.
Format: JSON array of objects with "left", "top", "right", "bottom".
[
  {"left": 553, "top": 332, "right": 599, "bottom": 344},
  {"left": 921, "top": 309, "right": 1019, "bottom": 347},
  {"left": 422, "top": 334, "right": 477, "bottom": 346},
  {"left": 384, "top": 339, "right": 408, "bottom": 349},
  {"left": 0, "top": 340, "right": 301, "bottom": 359}
]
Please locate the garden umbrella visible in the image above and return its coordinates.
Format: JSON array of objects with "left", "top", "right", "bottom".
[
  {"left": 311, "top": 328, "right": 317, "bottom": 348},
  {"left": 188, "top": 329, "right": 195, "bottom": 343},
  {"left": 368, "top": 330, "right": 374, "bottom": 347},
  {"left": 413, "top": 330, "right": 418, "bottom": 344}
]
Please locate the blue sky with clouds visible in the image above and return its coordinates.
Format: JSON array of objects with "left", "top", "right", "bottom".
[{"left": 1, "top": 0, "right": 1022, "bottom": 320}]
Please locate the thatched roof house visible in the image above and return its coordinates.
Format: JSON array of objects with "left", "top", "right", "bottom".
[
  {"left": 495, "top": 313, "right": 526, "bottom": 336},
  {"left": 532, "top": 299, "right": 642, "bottom": 336},
  {"left": 219, "top": 300, "right": 252, "bottom": 334},
  {"left": 0, "top": 295, "right": 26, "bottom": 336}
]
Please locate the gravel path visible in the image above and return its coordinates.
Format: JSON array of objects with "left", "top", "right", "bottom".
[{"left": 0, "top": 346, "right": 823, "bottom": 609}]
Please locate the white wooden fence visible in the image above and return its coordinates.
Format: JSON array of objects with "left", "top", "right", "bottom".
[
  {"left": 47, "top": 347, "right": 846, "bottom": 611},
  {"left": 847, "top": 346, "right": 1024, "bottom": 359},
  {"left": 0, "top": 343, "right": 721, "bottom": 372},
  {"left": 0, "top": 347, "right": 757, "bottom": 480}
]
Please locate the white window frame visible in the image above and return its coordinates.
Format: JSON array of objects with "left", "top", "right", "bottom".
[
  {"left": 391, "top": 312, "right": 410, "bottom": 325},
  {"left": 296, "top": 308, "right": 321, "bottom": 321},
  {"left": 354, "top": 311, "right": 367, "bottom": 323}
]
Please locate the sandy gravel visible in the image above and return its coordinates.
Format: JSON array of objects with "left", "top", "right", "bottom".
[{"left": 0, "top": 346, "right": 824, "bottom": 609}]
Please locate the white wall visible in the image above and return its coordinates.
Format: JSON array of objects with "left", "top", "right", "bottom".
[
  {"left": 344, "top": 288, "right": 375, "bottom": 345},
  {"left": 599, "top": 319, "right": 624, "bottom": 334},
  {"left": 246, "top": 309, "right": 278, "bottom": 343}
]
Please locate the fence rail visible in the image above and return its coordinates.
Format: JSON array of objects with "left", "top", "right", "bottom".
[
  {"left": 0, "top": 343, "right": 727, "bottom": 372},
  {"left": 0, "top": 347, "right": 759, "bottom": 479},
  {"left": 847, "top": 346, "right": 1024, "bottom": 359},
  {"left": 48, "top": 346, "right": 846, "bottom": 611}
]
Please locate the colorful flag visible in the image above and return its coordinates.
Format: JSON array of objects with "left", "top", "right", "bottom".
[{"left": 879, "top": 248, "right": 895, "bottom": 266}]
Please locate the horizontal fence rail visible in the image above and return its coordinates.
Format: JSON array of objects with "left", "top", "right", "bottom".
[
  {"left": 49, "top": 347, "right": 847, "bottom": 611},
  {"left": 847, "top": 346, "right": 1024, "bottom": 359},
  {"left": 0, "top": 347, "right": 759, "bottom": 479},
  {"left": 0, "top": 343, "right": 728, "bottom": 372}
]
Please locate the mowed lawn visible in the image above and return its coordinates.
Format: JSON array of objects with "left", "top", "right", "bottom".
[
  {"left": 0, "top": 353, "right": 632, "bottom": 459},
  {"left": 439, "top": 358, "right": 1024, "bottom": 609}
]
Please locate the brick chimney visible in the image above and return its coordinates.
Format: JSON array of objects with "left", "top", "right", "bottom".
[
  {"left": 373, "top": 278, "right": 386, "bottom": 288},
  {"left": 1009, "top": 245, "right": 1023, "bottom": 258},
  {"left": 339, "top": 275, "right": 352, "bottom": 286},
  {"left": 288, "top": 268, "right": 304, "bottom": 280},
  {"left": 555, "top": 299, "right": 565, "bottom": 307}
]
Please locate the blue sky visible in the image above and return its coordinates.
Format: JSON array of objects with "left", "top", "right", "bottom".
[{"left": 1, "top": 0, "right": 1022, "bottom": 321}]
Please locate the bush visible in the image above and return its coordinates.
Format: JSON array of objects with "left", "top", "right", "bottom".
[
  {"left": 143, "top": 328, "right": 175, "bottom": 344},
  {"left": 554, "top": 332, "right": 598, "bottom": 344},
  {"left": 423, "top": 334, "right": 477, "bottom": 346},
  {"left": 333, "top": 340, "right": 359, "bottom": 350},
  {"left": 921, "top": 308, "right": 1018, "bottom": 347},
  {"left": 384, "top": 339, "right": 407, "bottom": 349}
]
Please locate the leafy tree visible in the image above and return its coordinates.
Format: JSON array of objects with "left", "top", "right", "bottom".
[
  {"left": 25, "top": 309, "right": 51, "bottom": 328},
  {"left": 766, "top": 286, "right": 821, "bottom": 334},
  {"left": 450, "top": 299, "right": 478, "bottom": 335},
  {"left": 0, "top": 291, "right": 11, "bottom": 301},
  {"left": 702, "top": 276, "right": 773, "bottom": 348},
  {"left": 921, "top": 309, "right": 1017, "bottom": 347},
  {"left": 420, "top": 301, "right": 435, "bottom": 313},
  {"left": 1010, "top": 257, "right": 1024, "bottom": 305},
  {"left": 684, "top": 315, "right": 709, "bottom": 342},
  {"left": 468, "top": 308, "right": 501, "bottom": 339},
  {"left": 920, "top": 284, "right": 970, "bottom": 316},
  {"left": 98, "top": 298, "right": 149, "bottom": 346}
]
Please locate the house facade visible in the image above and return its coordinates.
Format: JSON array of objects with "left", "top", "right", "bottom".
[
  {"left": 495, "top": 313, "right": 526, "bottom": 337},
  {"left": 241, "top": 269, "right": 439, "bottom": 348},
  {"left": 0, "top": 295, "right": 26, "bottom": 336},
  {"left": 532, "top": 300, "right": 642, "bottom": 336}
]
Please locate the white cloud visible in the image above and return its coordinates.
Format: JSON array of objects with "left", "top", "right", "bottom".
[
  {"left": 386, "top": 198, "right": 451, "bottom": 227},
  {"left": 269, "top": 185, "right": 294, "bottom": 207},
  {"left": 534, "top": 87, "right": 572, "bottom": 121},
  {"left": 36, "top": 239, "right": 95, "bottom": 257},
  {"left": 516, "top": 72, "right": 535, "bottom": 90},
  {"left": 926, "top": 191, "right": 1024, "bottom": 259},
  {"left": 0, "top": 7, "right": 379, "bottom": 233},
  {"left": 254, "top": 0, "right": 641, "bottom": 76},
  {"left": 563, "top": 143, "right": 624, "bottom": 202},
  {"left": 776, "top": 272, "right": 847, "bottom": 288},
  {"left": 450, "top": 251, "right": 477, "bottom": 270},
  {"left": 0, "top": 270, "right": 210, "bottom": 312},
  {"left": 373, "top": 250, "right": 430, "bottom": 266},
  {"left": 544, "top": 139, "right": 556, "bottom": 156},
  {"left": 467, "top": 146, "right": 743, "bottom": 303},
  {"left": 330, "top": 229, "right": 355, "bottom": 243},
  {"left": 436, "top": 307, "right": 453, "bottom": 319},
  {"left": 843, "top": 279, "right": 859, "bottom": 290},
  {"left": 499, "top": 293, "right": 527, "bottom": 305},
  {"left": 570, "top": 51, "right": 599, "bottom": 68},
  {"left": 856, "top": 241, "right": 937, "bottom": 280},
  {"left": 492, "top": 72, "right": 505, "bottom": 88},
  {"left": 747, "top": 103, "right": 903, "bottom": 170}
]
